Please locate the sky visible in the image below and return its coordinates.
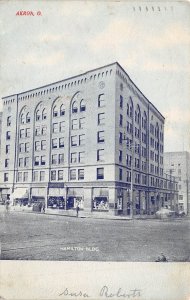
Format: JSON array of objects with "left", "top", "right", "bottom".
[{"left": 0, "top": 0, "right": 190, "bottom": 152}]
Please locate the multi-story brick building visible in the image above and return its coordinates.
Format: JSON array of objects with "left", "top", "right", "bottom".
[
  {"left": 0, "top": 62, "right": 178, "bottom": 216},
  {"left": 164, "top": 151, "right": 190, "bottom": 214}
]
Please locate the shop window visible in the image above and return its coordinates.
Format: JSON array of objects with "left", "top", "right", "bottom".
[
  {"left": 60, "top": 104, "right": 65, "bottom": 116},
  {"left": 41, "top": 156, "right": 46, "bottom": 166},
  {"left": 53, "top": 123, "right": 59, "bottom": 133},
  {"left": 4, "top": 173, "right": 9, "bottom": 182},
  {"left": 70, "top": 169, "right": 76, "bottom": 180},
  {"left": 51, "top": 170, "right": 56, "bottom": 181},
  {"left": 71, "top": 135, "right": 77, "bottom": 146},
  {"left": 40, "top": 171, "right": 45, "bottom": 181},
  {"left": 79, "top": 117, "right": 85, "bottom": 129},
  {"left": 97, "top": 131, "right": 105, "bottom": 143},
  {"left": 72, "top": 101, "right": 78, "bottom": 113},
  {"left": 59, "top": 138, "right": 64, "bottom": 148},
  {"left": 58, "top": 153, "right": 64, "bottom": 164},
  {"left": 78, "top": 169, "right": 84, "bottom": 180},
  {"left": 98, "top": 113, "right": 105, "bottom": 125},
  {"left": 23, "top": 172, "right": 28, "bottom": 182},
  {"left": 93, "top": 197, "right": 108, "bottom": 210},
  {"left": 6, "top": 131, "right": 11, "bottom": 140},
  {"left": 24, "top": 157, "right": 29, "bottom": 167},
  {"left": 98, "top": 94, "right": 105, "bottom": 108},
  {"left": 97, "top": 167, "right": 104, "bottom": 180},
  {"left": 26, "top": 128, "right": 30, "bottom": 138},
  {"left": 5, "top": 159, "right": 9, "bottom": 168},
  {"left": 80, "top": 100, "right": 86, "bottom": 112},
  {"left": 72, "top": 119, "right": 78, "bottom": 130},
  {"left": 58, "top": 170, "right": 64, "bottom": 181}
]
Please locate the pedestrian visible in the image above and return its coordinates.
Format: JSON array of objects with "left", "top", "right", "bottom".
[
  {"left": 76, "top": 203, "right": 80, "bottom": 217},
  {"left": 5, "top": 199, "right": 10, "bottom": 214},
  {"left": 42, "top": 203, "right": 45, "bottom": 213}
]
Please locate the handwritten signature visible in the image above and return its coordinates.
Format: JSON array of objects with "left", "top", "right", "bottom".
[{"left": 59, "top": 285, "right": 141, "bottom": 298}]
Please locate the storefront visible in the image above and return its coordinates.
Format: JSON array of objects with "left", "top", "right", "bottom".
[
  {"left": 48, "top": 188, "right": 65, "bottom": 209},
  {"left": 67, "top": 188, "right": 84, "bottom": 210},
  {"left": 92, "top": 188, "right": 109, "bottom": 211},
  {"left": 116, "top": 188, "right": 123, "bottom": 213},
  {"left": 11, "top": 188, "right": 28, "bottom": 206}
]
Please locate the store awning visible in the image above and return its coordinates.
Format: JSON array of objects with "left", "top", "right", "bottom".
[{"left": 11, "top": 188, "right": 28, "bottom": 199}]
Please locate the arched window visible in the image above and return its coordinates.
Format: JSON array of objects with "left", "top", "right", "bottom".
[
  {"left": 60, "top": 104, "right": 65, "bottom": 116},
  {"left": 80, "top": 99, "right": 86, "bottom": 112},
  {"left": 53, "top": 105, "right": 58, "bottom": 117},
  {"left": 36, "top": 110, "right": 40, "bottom": 121},
  {"left": 20, "top": 113, "right": 25, "bottom": 124},
  {"left": 42, "top": 108, "right": 47, "bottom": 120},
  {"left": 72, "top": 101, "right": 78, "bottom": 113},
  {"left": 26, "top": 112, "right": 31, "bottom": 123}
]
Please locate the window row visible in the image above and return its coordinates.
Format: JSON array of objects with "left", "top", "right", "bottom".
[
  {"left": 35, "top": 140, "right": 46, "bottom": 151},
  {"left": 71, "top": 118, "right": 85, "bottom": 130},
  {"left": 34, "top": 156, "right": 46, "bottom": 166},
  {"left": 52, "top": 122, "right": 65, "bottom": 133},
  {"left": 71, "top": 134, "right": 85, "bottom": 147},
  {"left": 52, "top": 138, "right": 64, "bottom": 148},
  {"left": 17, "top": 171, "right": 29, "bottom": 182},
  {"left": 35, "top": 125, "right": 47, "bottom": 136},
  {"left": 20, "top": 128, "right": 30, "bottom": 138},
  {"left": 18, "top": 157, "right": 29, "bottom": 167},
  {"left": 71, "top": 100, "right": 86, "bottom": 114},
  {"left": 70, "top": 152, "right": 85, "bottom": 164},
  {"left": 19, "top": 143, "right": 30, "bottom": 153}
]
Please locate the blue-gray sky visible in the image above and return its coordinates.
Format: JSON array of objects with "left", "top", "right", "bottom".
[{"left": 0, "top": 1, "right": 190, "bottom": 152}]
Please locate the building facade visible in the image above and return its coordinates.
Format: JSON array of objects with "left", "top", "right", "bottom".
[
  {"left": 164, "top": 151, "right": 190, "bottom": 214},
  {"left": 0, "top": 62, "right": 178, "bottom": 216}
]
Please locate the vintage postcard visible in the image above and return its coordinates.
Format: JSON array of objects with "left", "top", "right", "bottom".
[{"left": 0, "top": 0, "right": 190, "bottom": 299}]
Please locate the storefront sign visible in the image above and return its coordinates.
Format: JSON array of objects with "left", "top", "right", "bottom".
[{"left": 48, "top": 182, "right": 64, "bottom": 188}]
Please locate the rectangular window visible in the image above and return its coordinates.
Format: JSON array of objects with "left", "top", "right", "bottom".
[
  {"left": 35, "top": 126, "right": 40, "bottom": 136},
  {"left": 42, "top": 126, "right": 47, "bottom": 135},
  {"left": 97, "top": 149, "right": 104, "bottom": 161},
  {"left": 23, "top": 172, "right": 28, "bottom": 182},
  {"left": 41, "top": 156, "right": 46, "bottom": 166},
  {"left": 41, "top": 140, "right": 46, "bottom": 150},
  {"left": 34, "top": 156, "right": 40, "bottom": 166},
  {"left": 79, "top": 117, "right": 85, "bottom": 129},
  {"left": 71, "top": 152, "right": 77, "bottom": 163},
  {"left": 79, "top": 151, "right": 85, "bottom": 163},
  {"left": 119, "top": 114, "right": 123, "bottom": 126},
  {"left": 120, "top": 95, "right": 123, "bottom": 108},
  {"left": 79, "top": 134, "right": 85, "bottom": 146},
  {"left": 20, "top": 129, "right": 25, "bottom": 138},
  {"left": 33, "top": 171, "right": 38, "bottom": 181},
  {"left": 24, "top": 157, "right": 29, "bottom": 167},
  {"left": 58, "top": 153, "right": 64, "bottom": 164},
  {"left": 71, "top": 135, "right": 77, "bottom": 146},
  {"left": 6, "top": 131, "right": 11, "bottom": 140},
  {"left": 25, "top": 143, "right": 29, "bottom": 152},
  {"left": 5, "top": 159, "right": 9, "bottom": 168},
  {"left": 6, "top": 145, "right": 10, "bottom": 154},
  {"left": 53, "top": 123, "right": 59, "bottom": 133},
  {"left": 58, "top": 170, "right": 64, "bottom": 181},
  {"left": 26, "top": 128, "right": 30, "bottom": 138},
  {"left": 7, "top": 116, "right": 11, "bottom": 126},
  {"left": 98, "top": 94, "right": 105, "bottom": 107},
  {"left": 60, "top": 121, "right": 65, "bottom": 132},
  {"left": 51, "top": 170, "right": 56, "bottom": 181},
  {"left": 97, "top": 167, "right": 104, "bottom": 180},
  {"left": 70, "top": 169, "right": 76, "bottom": 180},
  {"left": 98, "top": 113, "right": 105, "bottom": 125},
  {"left": 119, "top": 168, "right": 123, "bottom": 180},
  {"left": 40, "top": 171, "right": 45, "bottom": 181},
  {"left": 18, "top": 158, "right": 23, "bottom": 167},
  {"left": 4, "top": 173, "right": 8, "bottom": 182},
  {"left": 35, "top": 141, "right": 40, "bottom": 151},
  {"left": 72, "top": 119, "right": 78, "bottom": 130},
  {"left": 119, "top": 132, "right": 123, "bottom": 144},
  {"left": 59, "top": 138, "right": 64, "bottom": 148},
  {"left": 78, "top": 169, "right": 84, "bottom": 180},
  {"left": 19, "top": 143, "right": 24, "bottom": 153},
  {"left": 97, "top": 131, "right": 105, "bottom": 143},
  {"left": 52, "top": 138, "right": 58, "bottom": 149},
  {"left": 52, "top": 154, "right": 57, "bottom": 164},
  {"left": 119, "top": 150, "right": 122, "bottom": 162},
  {"left": 17, "top": 172, "right": 22, "bottom": 182}
]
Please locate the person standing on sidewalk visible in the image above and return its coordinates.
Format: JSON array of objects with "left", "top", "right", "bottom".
[{"left": 76, "top": 202, "right": 80, "bottom": 217}]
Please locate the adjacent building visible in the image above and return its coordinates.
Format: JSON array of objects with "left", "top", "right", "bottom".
[
  {"left": 164, "top": 151, "right": 190, "bottom": 214},
  {"left": 0, "top": 62, "right": 178, "bottom": 216}
]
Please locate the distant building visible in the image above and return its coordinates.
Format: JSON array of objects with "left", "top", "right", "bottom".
[
  {"left": 164, "top": 151, "right": 190, "bottom": 214},
  {"left": 0, "top": 62, "right": 178, "bottom": 216}
]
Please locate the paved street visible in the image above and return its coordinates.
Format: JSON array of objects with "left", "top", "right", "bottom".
[{"left": 0, "top": 209, "right": 189, "bottom": 261}]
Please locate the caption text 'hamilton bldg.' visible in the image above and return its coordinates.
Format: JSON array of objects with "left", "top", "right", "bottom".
[{"left": 0, "top": 62, "right": 178, "bottom": 216}]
